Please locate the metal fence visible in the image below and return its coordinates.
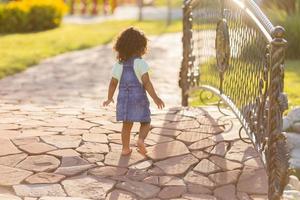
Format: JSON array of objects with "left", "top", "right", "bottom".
[{"left": 179, "top": 0, "right": 290, "bottom": 199}]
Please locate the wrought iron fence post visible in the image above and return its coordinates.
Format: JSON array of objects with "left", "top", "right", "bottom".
[
  {"left": 267, "top": 26, "right": 289, "bottom": 200},
  {"left": 179, "top": 0, "right": 193, "bottom": 106}
]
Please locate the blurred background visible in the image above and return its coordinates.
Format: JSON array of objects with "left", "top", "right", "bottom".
[{"left": 0, "top": 0, "right": 299, "bottom": 117}]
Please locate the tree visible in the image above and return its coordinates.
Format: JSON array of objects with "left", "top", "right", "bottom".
[
  {"left": 138, "top": 0, "right": 143, "bottom": 21},
  {"left": 167, "top": 0, "right": 172, "bottom": 25}
]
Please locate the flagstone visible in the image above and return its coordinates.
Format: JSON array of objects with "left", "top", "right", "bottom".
[
  {"left": 208, "top": 170, "right": 241, "bottom": 186},
  {"left": 82, "top": 133, "right": 108, "bottom": 143},
  {"left": 135, "top": 133, "right": 173, "bottom": 146},
  {"left": 147, "top": 166, "right": 165, "bottom": 176},
  {"left": 237, "top": 167, "right": 268, "bottom": 194},
  {"left": 47, "top": 149, "right": 80, "bottom": 158},
  {"left": 191, "top": 150, "right": 210, "bottom": 160},
  {"left": 182, "top": 193, "right": 217, "bottom": 200},
  {"left": 116, "top": 180, "right": 160, "bottom": 199},
  {"left": 13, "top": 184, "right": 66, "bottom": 197},
  {"left": 193, "top": 159, "right": 221, "bottom": 175},
  {"left": 205, "top": 142, "right": 229, "bottom": 157},
  {"left": 0, "top": 138, "right": 22, "bottom": 156},
  {"left": 40, "top": 197, "right": 91, "bottom": 200},
  {"left": 129, "top": 160, "right": 153, "bottom": 170},
  {"left": 0, "top": 194, "right": 22, "bottom": 200},
  {"left": 68, "top": 119, "right": 96, "bottom": 129},
  {"left": 82, "top": 153, "right": 105, "bottom": 163},
  {"left": 89, "top": 126, "right": 114, "bottom": 134},
  {"left": 19, "top": 142, "right": 57, "bottom": 154},
  {"left": 62, "top": 175, "right": 115, "bottom": 199},
  {"left": 108, "top": 134, "right": 136, "bottom": 144},
  {"left": 144, "top": 176, "right": 159, "bottom": 185},
  {"left": 40, "top": 135, "right": 82, "bottom": 148},
  {"left": 12, "top": 137, "right": 40, "bottom": 146},
  {"left": 147, "top": 141, "right": 190, "bottom": 160},
  {"left": 151, "top": 128, "right": 182, "bottom": 137},
  {"left": 88, "top": 166, "right": 128, "bottom": 178},
  {"left": 105, "top": 190, "right": 138, "bottom": 200},
  {"left": 188, "top": 138, "right": 216, "bottom": 151},
  {"left": 124, "top": 168, "right": 149, "bottom": 181},
  {"left": 159, "top": 176, "right": 185, "bottom": 186},
  {"left": 154, "top": 154, "right": 198, "bottom": 175},
  {"left": 244, "top": 157, "right": 264, "bottom": 168},
  {"left": 20, "top": 129, "right": 58, "bottom": 138},
  {"left": 54, "top": 156, "right": 95, "bottom": 176},
  {"left": 0, "top": 165, "right": 33, "bottom": 186},
  {"left": 209, "top": 155, "right": 243, "bottom": 171},
  {"left": 158, "top": 185, "right": 187, "bottom": 199},
  {"left": 25, "top": 172, "right": 65, "bottom": 184},
  {"left": 187, "top": 183, "right": 212, "bottom": 194},
  {"left": 0, "top": 124, "right": 20, "bottom": 130},
  {"left": 76, "top": 142, "right": 109, "bottom": 154},
  {"left": 104, "top": 150, "right": 146, "bottom": 167},
  {"left": 0, "top": 153, "right": 27, "bottom": 167},
  {"left": 214, "top": 184, "right": 237, "bottom": 200},
  {"left": 62, "top": 129, "right": 89, "bottom": 136},
  {"left": 176, "top": 131, "right": 211, "bottom": 144},
  {"left": 16, "top": 155, "right": 60, "bottom": 172},
  {"left": 184, "top": 171, "right": 215, "bottom": 189}
]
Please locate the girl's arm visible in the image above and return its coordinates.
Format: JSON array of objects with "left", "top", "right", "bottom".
[
  {"left": 142, "top": 73, "right": 165, "bottom": 109},
  {"left": 103, "top": 78, "right": 118, "bottom": 106}
]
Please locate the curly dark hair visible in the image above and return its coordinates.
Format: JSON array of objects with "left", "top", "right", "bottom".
[{"left": 114, "top": 27, "right": 148, "bottom": 62}]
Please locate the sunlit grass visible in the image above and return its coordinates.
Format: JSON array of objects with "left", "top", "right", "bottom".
[
  {"left": 190, "top": 59, "right": 300, "bottom": 110},
  {"left": 155, "top": 0, "right": 182, "bottom": 7},
  {"left": 285, "top": 60, "right": 300, "bottom": 109},
  {"left": 0, "top": 19, "right": 182, "bottom": 79}
]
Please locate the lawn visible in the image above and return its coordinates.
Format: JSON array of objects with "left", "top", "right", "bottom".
[
  {"left": 155, "top": 0, "right": 183, "bottom": 7},
  {"left": 285, "top": 60, "right": 300, "bottom": 109},
  {"left": 189, "top": 59, "right": 300, "bottom": 111},
  {"left": 0, "top": 20, "right": 181, "bottom": 79}
]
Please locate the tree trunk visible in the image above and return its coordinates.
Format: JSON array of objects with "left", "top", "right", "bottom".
[
  {"left": 167, "top": 0, "right": 172, "bottom": 25},
  {"left": 138, "top": 0, "right": 143, "bottom": 21}
]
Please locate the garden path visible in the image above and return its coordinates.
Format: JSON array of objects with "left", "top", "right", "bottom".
[{"left": 0, "top": 33, "right": 267, "bottom": 200}]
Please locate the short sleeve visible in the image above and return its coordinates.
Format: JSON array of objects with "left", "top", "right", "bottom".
[
  {"left": 111, "top": 63, "right": 122, "bottom": 81},
  {"left": 134, "top": 58, "right": 149, "bottom": 83},
  {"left": 137, "top": 59, "right": 149, "bottom": 76}
]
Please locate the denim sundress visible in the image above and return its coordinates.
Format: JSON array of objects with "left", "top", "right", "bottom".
[{"left": 116, "top": 57, "right": 151, "bottom": 122}]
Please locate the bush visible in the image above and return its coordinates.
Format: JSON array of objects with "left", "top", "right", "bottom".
[
  {"left": 282, "top": 14, "right": 300, "bottom": 59},
  {"left": 0, "top": 0, "right": 67, "bottom": 33}
]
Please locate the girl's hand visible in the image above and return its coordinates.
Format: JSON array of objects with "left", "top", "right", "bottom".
[
  {"left": 154, "top": 97, "right": 165, "bottom": 109},
  {"left": 103, "top": 99, "right": 114, "bottom": 107}
]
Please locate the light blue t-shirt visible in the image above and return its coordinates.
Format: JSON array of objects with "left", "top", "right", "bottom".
[{"left": 111, "top": 58, "right": 150, "bottom": 83}]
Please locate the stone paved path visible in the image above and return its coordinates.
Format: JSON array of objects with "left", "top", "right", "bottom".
[{"left": 0, "top": 33, "right": 267, "bottom": 200}]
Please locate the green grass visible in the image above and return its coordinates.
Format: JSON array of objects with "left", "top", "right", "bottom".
[
  {"left": 0, "top": 20, "right": 182, "bottom": 79},
  {"left": 285, "top": 60, "right": 300, "bottom": 109},
  {"left": 155, "top": 0, "right": 182, "bottom": 7},
  {"left": 189, "top": 59, "right": 300, "bottom": 110}
]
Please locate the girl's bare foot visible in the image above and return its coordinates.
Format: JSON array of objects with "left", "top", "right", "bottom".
[
  {"left": 121, "top": 148, "right": 132, "bottom": 156},
  {"left": 137, "top": 139, "right": 147, "bottom": 155}
]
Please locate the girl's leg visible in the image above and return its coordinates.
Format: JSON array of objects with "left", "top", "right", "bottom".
[
  {"left": 137, "top": 122, "right": 150, "bottom": 155},
  {"left": 121, "top": 121, "right": 133, "bottom": 155}
]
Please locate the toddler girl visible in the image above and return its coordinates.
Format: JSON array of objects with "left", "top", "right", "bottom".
[{"left": 103, "top": 27, "right": 165, "bottom": 156}]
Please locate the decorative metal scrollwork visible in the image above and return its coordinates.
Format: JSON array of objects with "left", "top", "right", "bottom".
[{"left": 181, "top": 0, "right": 290, "bottom": 199}]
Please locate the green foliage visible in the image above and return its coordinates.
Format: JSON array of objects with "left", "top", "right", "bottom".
[
  {"left": 264, "top": 1, "right": 300, "bottom": 59},
  {"left": 190, "top": 59, "right": 300, "bottom": 111},
  {"left": 0, "top": 0, "right": 67, "bottom": 33},
  {"left": 0, "top": 20, "right": 182, "bottom": 79},
  {"left": 282, "top": 14, "right": 300, "bottom": 59}
]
